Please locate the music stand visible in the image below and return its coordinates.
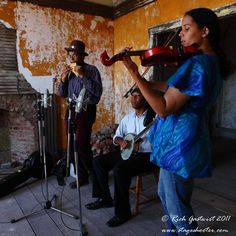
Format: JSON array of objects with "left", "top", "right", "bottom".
[{"left": 11, "top": 90, "right": 78, "bottom": 223}]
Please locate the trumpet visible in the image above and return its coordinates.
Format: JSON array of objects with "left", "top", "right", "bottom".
[{"left": 69, "top": 63, "right": 82, "bottom": 77}]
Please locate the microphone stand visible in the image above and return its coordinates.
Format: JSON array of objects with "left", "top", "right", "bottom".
[
  {"left": 66, "top": 99, "right": 74, "bottom": 178},
  {"left": 11, "top": 90, "right": 78, "bottom": 223},
  {"left": 66, "top": 88, "right": 88, "bottom": 236}
]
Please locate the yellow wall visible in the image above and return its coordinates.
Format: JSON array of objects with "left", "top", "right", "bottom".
[{"left": 113, "top": 0, "right": 236, "bottom": 122}]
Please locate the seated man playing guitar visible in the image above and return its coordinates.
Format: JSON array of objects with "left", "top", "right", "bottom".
[{"left": 85, "top": 87, "right": 156, "bottom": 227}]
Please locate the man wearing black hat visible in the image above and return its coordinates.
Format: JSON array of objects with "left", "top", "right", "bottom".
[
  {"left": 85, "top": 88, "right": 156, "bottom": 227},
  {"left": 59, "top": 39, "right": 103, "bottom": 188}
]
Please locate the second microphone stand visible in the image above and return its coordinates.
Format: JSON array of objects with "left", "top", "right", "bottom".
[{"left": 11, "top": 90, "right": 78, "bottom": 223}]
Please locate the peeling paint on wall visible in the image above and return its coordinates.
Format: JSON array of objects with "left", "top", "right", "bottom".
[
  {"left": 114, "top": 2, "right": 160, "bottom": 122},
  {"left": 1, "top": 0, "right": 114, "bottom": 150},
  {"left": 0, "top": 0, "right": 16, "bottom": 28}
]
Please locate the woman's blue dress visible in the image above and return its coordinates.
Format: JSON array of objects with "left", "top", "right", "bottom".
[{"left": 149, "top": 54, "right": 222, "bottom": 178}]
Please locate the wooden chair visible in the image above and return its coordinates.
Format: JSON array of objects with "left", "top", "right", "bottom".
[{"left": 130, "top": 167, "right": 159, "bottom": 215}]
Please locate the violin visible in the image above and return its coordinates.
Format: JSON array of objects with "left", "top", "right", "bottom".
[{"left": 100, "top": 45, "right": 199, "bottom": 67}]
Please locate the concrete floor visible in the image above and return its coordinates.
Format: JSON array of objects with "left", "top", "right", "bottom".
[{"left": 0, "top": 137, "right": 236, "bottom": 236}]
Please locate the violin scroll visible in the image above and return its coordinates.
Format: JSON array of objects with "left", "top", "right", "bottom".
[{"left": 100, "top": 50, "right": 124, "bottom": 66}]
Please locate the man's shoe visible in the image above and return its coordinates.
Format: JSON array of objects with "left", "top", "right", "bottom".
[
  {"left": 85, "top": 199, "right": 113, "bottom": 210},
  {"left": 69, "top": 179, "right": 89, "bottom": 189},
  {"left": 106, "top": 215, "right": 131, "bottom": 227}
]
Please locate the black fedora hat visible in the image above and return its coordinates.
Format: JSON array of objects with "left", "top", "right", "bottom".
[{"left": 65, "top": 40, "right": 88, "bottom": 56}]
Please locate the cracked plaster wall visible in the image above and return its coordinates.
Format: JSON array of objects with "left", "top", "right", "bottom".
[
  {"left": 1, "top": 0, "right": 235, "bottom": 150},
  {"left": 0, "top": 0, "right": 114, "bottom": 149}
]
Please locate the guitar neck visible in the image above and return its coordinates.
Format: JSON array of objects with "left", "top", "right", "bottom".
[{"left": 134, "top": 119, "right": 155, "bottom": 143}]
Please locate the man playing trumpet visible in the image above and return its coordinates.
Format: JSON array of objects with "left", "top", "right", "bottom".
[{"left": 59, "top": 39, "right": 103, "bottom": 188}]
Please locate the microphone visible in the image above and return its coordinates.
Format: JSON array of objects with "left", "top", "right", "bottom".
[{"left": 42, "top": 89, "right": 51, "bottom": 108}]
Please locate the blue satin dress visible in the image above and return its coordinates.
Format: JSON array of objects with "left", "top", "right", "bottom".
[{"left": 149, "top": 54, "right": 222, "bottom": 178}]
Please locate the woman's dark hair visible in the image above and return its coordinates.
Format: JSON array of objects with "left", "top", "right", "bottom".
[{"left": 185, "top": 8, "right": 231, "bottom": 77}]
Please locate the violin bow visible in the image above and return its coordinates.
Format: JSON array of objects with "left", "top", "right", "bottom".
[
  {"left": 163, "top": 28, "right": 179, "bottom": 47},
  {"left": 123, "top": 67, "right": 150, "bottom": 98}
]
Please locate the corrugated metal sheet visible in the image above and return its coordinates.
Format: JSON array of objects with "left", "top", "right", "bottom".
[
  {"left": 0, "top": 22, "right": 18, "bottom": 94},
  {"left": 0, "top": 22, "right": 18, "bottom": 95},
  {"left": 0, "top": 22, "right": 35, "bottom": 95}
]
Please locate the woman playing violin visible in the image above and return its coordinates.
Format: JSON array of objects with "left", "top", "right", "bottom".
[{"left": 122, "top": 8, "right": 229, "bottom": 235}]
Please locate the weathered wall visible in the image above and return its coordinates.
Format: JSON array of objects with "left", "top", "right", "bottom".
[
  {"left": 1, "top": 0, "right": 235, "bottom": 151},
  {"left": 0, "top": 0, "right": 16, "bottom": 28},
  {"left": 0, "top": 0, "right": 114, "bottom": 150},
  {"left": 113, "top": 0, "right": 236, "bottom": 122},
  {"left": 0, "top": 94, "right": 38, "bottom": 164}
]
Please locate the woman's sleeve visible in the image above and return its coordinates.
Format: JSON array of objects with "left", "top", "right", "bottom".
[{"left": 167, "top": 57, "right": 207, "bottom": 97}]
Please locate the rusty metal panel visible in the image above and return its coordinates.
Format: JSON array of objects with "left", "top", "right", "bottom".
[{"left": 0, "top": 22, "right": 18, "bottom": 94}]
